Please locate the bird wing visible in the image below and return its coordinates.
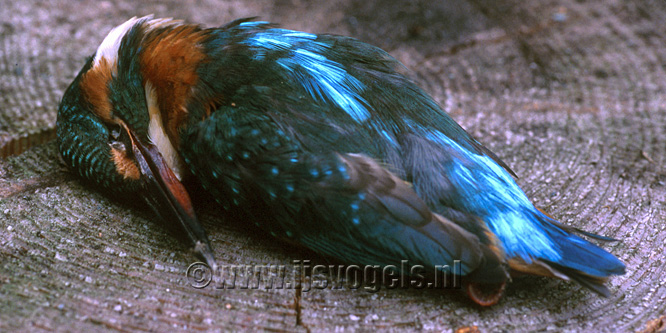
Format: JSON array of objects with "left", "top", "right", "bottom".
[
  {"left": 180, "top": 103, "right": 507, "bottom": 283},
  {"left": 187, "top": 21, "right": 623, "bottom": 287},
  {"left": 195, "top": 20, "right": 513, "bottom": 171},
  {"left": 193, "top": 20, "right": 512, "bottom": 228}
]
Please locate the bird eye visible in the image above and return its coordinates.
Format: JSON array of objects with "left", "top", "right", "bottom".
[
  {"left": 109, "top": 140, "right": 126, "bottom": 153},
  {"left": 110, "top": 124, "right": 122, "bottom": 140},
  {"left": 108, "top": 123, "right": 133, "bottom": 157}
]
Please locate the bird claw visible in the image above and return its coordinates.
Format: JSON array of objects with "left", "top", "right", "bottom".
[{"left": 466, "top": 281, "right": 506, "bottom": 306}]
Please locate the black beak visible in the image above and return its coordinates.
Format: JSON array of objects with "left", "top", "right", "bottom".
[{"left": 126, "top": 129, "right": 217, "bottom": 272}]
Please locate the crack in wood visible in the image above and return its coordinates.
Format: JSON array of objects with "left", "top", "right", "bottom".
[
  {"left": 294, "top": 276, "right": 312, "bottom": 331},
  {"left": 0, "top": 127, "right": 56, "bottom": 159}
]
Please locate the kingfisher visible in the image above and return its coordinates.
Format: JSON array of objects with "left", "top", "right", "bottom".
[{"left": 56, "top": 16, "right": 625, "bottom": 306}]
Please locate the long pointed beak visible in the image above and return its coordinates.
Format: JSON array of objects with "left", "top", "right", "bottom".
[{"left": 125, "top": 129, "right": 217, "bottom": 272}]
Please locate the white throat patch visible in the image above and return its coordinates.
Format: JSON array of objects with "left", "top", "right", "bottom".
[{"left": 145, "top": 81, "right": 186, "bottom": 180}]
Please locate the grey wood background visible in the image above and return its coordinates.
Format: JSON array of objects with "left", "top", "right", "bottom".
[{"left": 1, "top": 0, "right": 665, "bottom": 331}]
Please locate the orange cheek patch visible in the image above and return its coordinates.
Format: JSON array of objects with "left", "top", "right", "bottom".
[
  {"left": 81, "top": 57, "right": 114, "bottom": 121},
  {"left": 140, "top": 26, "right": 208, "bottom": 145},
  {"left": 110, "top": 146, "right": 141, "bottom": 180}
]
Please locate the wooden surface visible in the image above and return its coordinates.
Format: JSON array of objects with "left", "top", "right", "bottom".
[{"left": 1, "top": 0, "right": 665, "bottom": 331}]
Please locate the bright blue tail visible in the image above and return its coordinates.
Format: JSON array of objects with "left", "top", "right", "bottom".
[
  {"left": 537, "top": 212, "right": 625, "bottom": 276},
  {"left": 507, "top": 210, "right": 626, "bottom": 296}
]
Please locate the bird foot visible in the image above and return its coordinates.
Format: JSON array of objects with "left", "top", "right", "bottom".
[{"left": 466, "top": 281, "right": 506, "bottom": 306}]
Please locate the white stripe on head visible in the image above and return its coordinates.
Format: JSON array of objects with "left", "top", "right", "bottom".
[
  {"left": 93, "top": 15, "right": 153, "bottom": 69},
  {"left": 144, "top": 17, "right": 183, "bottom": 30}
]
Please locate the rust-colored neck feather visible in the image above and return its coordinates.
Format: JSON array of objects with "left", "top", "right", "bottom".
[
  {"left": 139, "top": 25, "right": 208, "bottom": 146},
  {"left": 80, "top": 57, "right": 114, "bottom": 122}
]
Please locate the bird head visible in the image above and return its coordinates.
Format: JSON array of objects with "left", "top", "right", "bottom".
[{"left": 56, "top": 16, "right": 216, "bottom": 267}]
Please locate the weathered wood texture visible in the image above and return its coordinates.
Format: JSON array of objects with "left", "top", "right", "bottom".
[{"left": 1, "top": 0, "right": 665, "bottom": 331}]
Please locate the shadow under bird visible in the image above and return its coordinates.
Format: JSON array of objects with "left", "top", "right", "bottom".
[{"left": 56, "top": 16, "right": 625, "bottom": 305}]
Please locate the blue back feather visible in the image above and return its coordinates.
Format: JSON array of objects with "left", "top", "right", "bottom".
[
  {"left": 418, "top": 125, "right": 624, "bottom": 276},
  {"left": 419, "top": 127, "right": 560, "bottom": 261},
  {"left": 239, "top": 27, "right": 371, "bottom": 122}
]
